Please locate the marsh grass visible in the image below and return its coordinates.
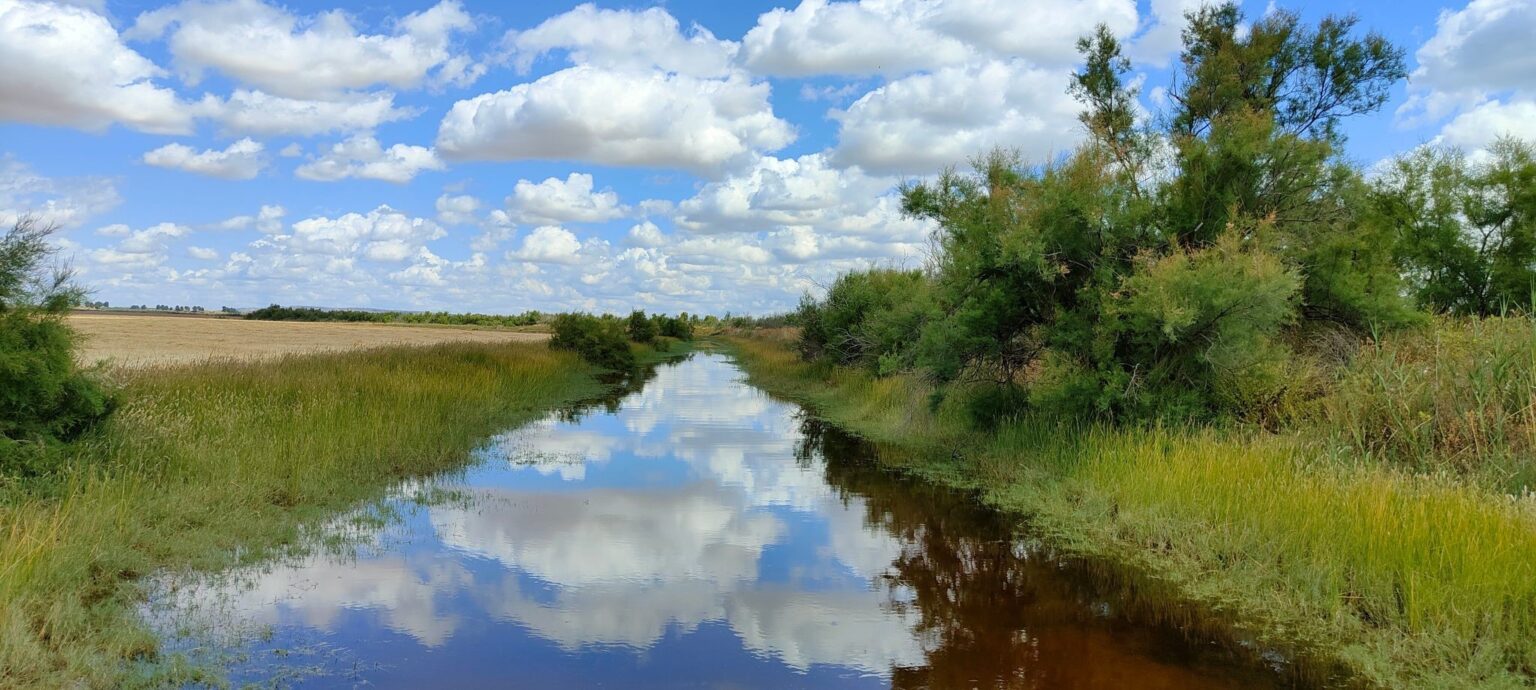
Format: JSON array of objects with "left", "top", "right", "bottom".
[
  {"left": 728, "top": 321, "right": 1536, "bottom": 689},
  {"left": 0, "top": 342, "right": 601, "bottom": 688},
  {"left": 1308, "top": 317, "right": 1536, "bottom": 488}
]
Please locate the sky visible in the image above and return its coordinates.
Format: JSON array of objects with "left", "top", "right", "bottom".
[{"left": 1, "top": 0, "right": 1532, "bottom": 315}]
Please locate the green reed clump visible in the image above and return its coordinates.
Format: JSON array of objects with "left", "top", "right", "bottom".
[
  {"left": 1310, "top": 317, "right": 1536, "bottom": 487},
  {"left": 0, "top": 342, "right": 600, "bottom": 688}
]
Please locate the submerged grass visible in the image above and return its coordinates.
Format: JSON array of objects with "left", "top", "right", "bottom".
[
  {"left": 0, "top": 342, "right": 603, "bottom": 688},
  {"left": 727, "top": 318, "right": 1536, "bottom": 689}
]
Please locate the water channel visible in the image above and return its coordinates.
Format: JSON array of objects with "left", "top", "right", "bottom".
[{"left": 150, "top": 352, "right": 1299, "bottom": 688}]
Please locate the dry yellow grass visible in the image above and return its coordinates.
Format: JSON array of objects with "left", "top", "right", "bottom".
[{"left": 69, "top": 313, "right": 548, "bottom": 367}]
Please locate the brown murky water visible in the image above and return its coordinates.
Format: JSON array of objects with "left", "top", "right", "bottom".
[{"left": 148, "top": 353, "right": 1305, "bottom": 688}]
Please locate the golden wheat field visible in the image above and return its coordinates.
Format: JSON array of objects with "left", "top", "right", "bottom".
[{"left": 69, "top": 312, "right": 549, "bottom": 367}]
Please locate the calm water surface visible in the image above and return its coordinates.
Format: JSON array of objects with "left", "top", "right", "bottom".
[{"left": 152, "top": 353, "right": 1293, "bottom": 688}]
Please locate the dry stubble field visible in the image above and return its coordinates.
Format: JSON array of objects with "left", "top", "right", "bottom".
[{"left": 70, "top": 312, "right": 549, "bottom": 366}]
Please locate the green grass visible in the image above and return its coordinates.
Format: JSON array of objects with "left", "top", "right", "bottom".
[
  {"left": 0, "top": 342, "right": 606, "bottom": 688},
  {"left": 726, "top": 318, "right": 1536, "bottom": 689}
]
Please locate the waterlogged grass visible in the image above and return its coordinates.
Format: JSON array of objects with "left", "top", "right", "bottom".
[
  {"left": 727, "top": 320, "right": 1536, "bottom": 689},
  {"left": 0, "top": 342, "right": 603, "bottom": 688}
]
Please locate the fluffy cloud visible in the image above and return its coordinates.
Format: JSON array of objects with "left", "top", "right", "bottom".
[
  {"left": 198, "top": 89, "right": 417, "bottom": 137},
  {"left": 295, "top": 135, "right": 443, "bottom": 184},
  {"left": 1400, "top": 0, "right": 1536, "bottom": 155},
  {"left": 0, "top": 156, "right": 120, "bottom": 229},
  {"left": 128, "top": 0, "right": 477, "bottom": 99},
  {"left": 506, "top": 173, "right": 627, "bottom": 224},
  {"left": 143, "top": 138, "right": 266, "bottom": 180},
  {"left": 435, "top": 193, "right": 481, "bottom": 226},
  {"left": 187, "top": 246, "right": 219, "bottom": 260},
  {"left": 88, "top": 222, "right": 191, "bottom": 269},
  {"left": 831, "top": 59, "right": 1082, "bottom": 174},
  {"left": 1433, "top": 100, "right": 1536, "bottom": 151},
  {"left": 283, "top": 205, "right": 445, "bottom": 259},
  {"left": 1412, "top": 0, "right": 1536, "bottom": 99},
  {"left": 507, "top": 3, "right": 737, "bottom": 77},
  {"left": 0, "top": 0, "right": 192, "bottom": 134},
  {"left": 437, "top": 66, "right": 794, "bottom": 174},
  {"left": 507, "top": 225, "right": 583, "bottom": 264},
  {"left": 741, "top": 0, "right": 1136, "bottom": 77},
  {"left": 675, "top": 153, "right": 895, "bottom": 233}
]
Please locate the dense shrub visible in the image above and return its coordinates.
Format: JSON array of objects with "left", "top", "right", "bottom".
[
  {"left": 548, "top": 313, "right": 635, "bottom": 371},
  {"left": 796, "top": 268, "right": 931, "bottom": 375},
  {"left": 1, "top": 218, "right": 111, "bottom": 475}
]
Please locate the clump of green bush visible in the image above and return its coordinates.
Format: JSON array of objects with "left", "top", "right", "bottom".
[
  {"left": 1, "top": 217, "right": 112, "bottom": 475},
  {"left": 549, "top": 313, "right": 635, "bottom": 371},
  {"left": 796, "top": 268, "right": 929, "bottom": 376},
  {"left": 656, "top": 313, "right": 694, "bottom": 340}
]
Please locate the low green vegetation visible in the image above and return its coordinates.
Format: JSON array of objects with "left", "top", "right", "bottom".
[
  {"left": 1, "top": 217, "right": 113, "bottom": 478},
  {"left": 244, "top": 303, "right": 545, "bottom": 328},
  {"left": 0, "top": 342, "right": 606, "bottom": 688}
]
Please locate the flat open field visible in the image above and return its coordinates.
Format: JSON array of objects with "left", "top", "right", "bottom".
[{"left": 70, "top": 313, "right": 549, "bottom": 367}]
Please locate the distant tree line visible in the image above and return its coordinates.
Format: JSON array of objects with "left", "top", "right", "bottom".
[
  {"left": 794, "top": 3, "right": 1535, "bottom": 427},
  {"left": 245, "top": 304, "right": 543, "bottom": 328}
]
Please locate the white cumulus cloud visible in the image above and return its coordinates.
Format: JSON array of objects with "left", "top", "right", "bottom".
[
  {"left": 143, "top": 138, "right": 266, "bottom": 180},
  {"left": 507, "top": 3, "right": 737, "bottom": 78},
  {"left": 741, "top": 0, "right": 1136, "bottom": 77},
  {"left": 295, "top": 135, "right": 443, "bottom": 184},
  {"left": 508, "top": 225, "right": 584, "bottom": 264},
  {"left": 128, "top": 0, "right": 478, "bottom": 99},
  {"left": 0, "top": 0, "right": 193, "bottom": 134},
  {"left": 831, "top": 59, "right": 1082, "bottom": 175},
  {"left": 437, "top": 66, "right": 794, "bottom": 175},
  {"left": 506, "top": 173, "right": 627, "bottom": 225},
  {"left": 198, "top": 89, "right": 417, "bottom": 138}
]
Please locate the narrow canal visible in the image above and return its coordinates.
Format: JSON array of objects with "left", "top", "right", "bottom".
[{"left": 150, "top": 352, "right": 1297, "bottom": 688}]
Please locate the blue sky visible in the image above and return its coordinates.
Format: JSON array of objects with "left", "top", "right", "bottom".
[{"left": 2, "top": 0, "right": 1531, "bottom": 314}]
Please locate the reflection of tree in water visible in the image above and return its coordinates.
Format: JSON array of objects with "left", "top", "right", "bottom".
[
  {"left": 794, "top": 415, "right": 1288, "bottom": 690},
  {"left": 553, "top": 353, "right": 695, "bottom": 423}
]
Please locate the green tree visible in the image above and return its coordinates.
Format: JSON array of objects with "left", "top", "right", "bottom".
[
  {"left": 1, "top": 217, "right": 112, "bottom": 474},
  {"left": 895, "top": 3, "right": 1409, "bottom": 423},
  {"left": 1376, "top": 138, "right": 1536, "bottom": 315},
  {"left": 1162, "top": 4, "right": 1410, "bottom": 328},
  {"left": 626, "top": 309, "right": 657, "bottom": 343}
]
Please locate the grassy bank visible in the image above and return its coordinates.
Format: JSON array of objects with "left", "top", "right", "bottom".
[
  {"left": 727, "top": 318, "right": 1536, "bottom": 689},
  {"left": 0, "top": 342, "right": 606, "bottom": 688}
]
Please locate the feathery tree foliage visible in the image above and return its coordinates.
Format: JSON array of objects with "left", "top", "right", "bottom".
[{"left": 1, "top": 217, "right": 111, "bottom": 475}]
